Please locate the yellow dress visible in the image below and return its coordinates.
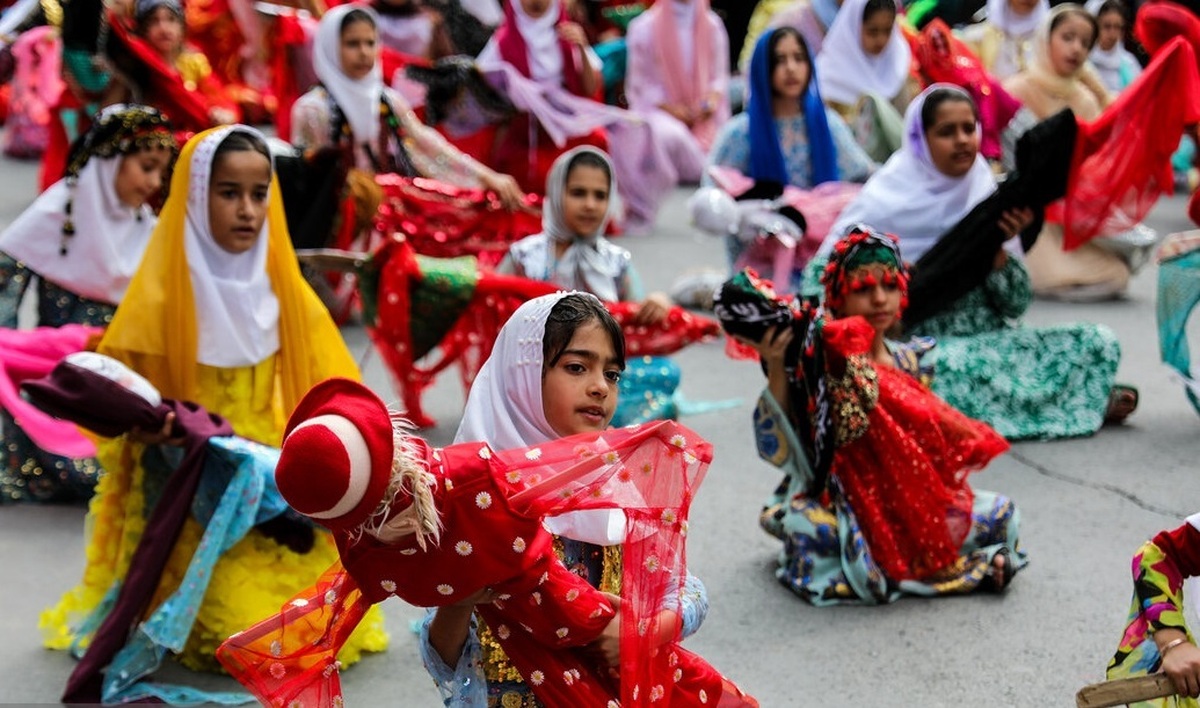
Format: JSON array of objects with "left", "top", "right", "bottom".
[{"left": 40, "top": 126, "right": 388, "bottom": 674}]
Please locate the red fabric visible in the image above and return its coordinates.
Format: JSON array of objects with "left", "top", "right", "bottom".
[
  {"left": 1190, "top": 188, "right": 1200, "bottom": 227},
  {"left": 606, "top": 302, "right": 721, "bottom": 356},
  {"left": 218, "top": 421, "right": 757, "bottom": 707},
  {"left": 492, "top": 115, "right": 609, "bottom": 195},
  {"left": 910, "top": 19, "right": 1022, "bottom": 161},
  {"left": 105, "top": 10, "right": 215, "bottom": 133},
  {"left": 495, "top": 0, "right": 585, "bottom": 96},
  {"left": 1152, "top": 522, "right": 1200, "bottom": 579},
  {"left": 39, "top": 101, "right": 74, "bottom": 191},
  {"left": 270, "top": 13, "right": 309, "bottom": 143},
  {"left": 1136, "top": 1, "right": 1200, "bottom": 56},
  {"left": 1061, "top": 36, "right": 1200, "bottom": 249},
  {"left": 823, "top": 317, "right": 1009, "bottom": 581}
]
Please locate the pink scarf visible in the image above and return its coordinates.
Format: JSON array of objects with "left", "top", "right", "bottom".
[
  {"left": 495, "top": 0, "right": 584, "bottom": 96},
  {"left": 652, "top": 0, "right": 713, "bottom": 110}
]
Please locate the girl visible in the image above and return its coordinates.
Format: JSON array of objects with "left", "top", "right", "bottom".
[
  {"left": 40, "top": 125, "right": 386, "bottom": 701},
  {"left": 961, "top": 0, "right": 1050, "bottom": 80},
  {"left": 624, "top": 0, "right": 730, "bottom": 156},
  {"left": 821, "top": 85, "right": 1134, "bottom": 438},
  {"left": 705, "top": 28, "right": 874, "bottom": 281},
  {"left": 1002, "top": 4, "right": 1136, "bottom": 301},
  {"left": 814, "top": 0, "right": 916, "bottom": 160},
  {"left": 0, "top": 104, "right": 176, "bottom": 504},
  {"left": 1088, "top": 0, "right": 1141, "bottom": 94},
  {"left": 290, "top": 4, "right": 524, "bottom": 204},
  {"left": 496, "top": 148, "right": 679, "bottom": 426},
  {"left": 419, "top": 292, "right": 712, "bottom": 707},
  {"left": 718, "top": 227, "right": 1026, "bottom": 605}
]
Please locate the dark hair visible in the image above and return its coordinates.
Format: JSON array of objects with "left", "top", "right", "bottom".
[
  {"left": 920, "top": 87, "right": 978, "bottom": 133},
  {"left": 212, "top": 130, "right": 272, "bottom": 176},
  {"left": 136, "top": 1, "right": 184, "bottom": 37},
  {"left": 1095, "top": 0, "right": 1128, "bottom": 20},
  {"left": 542, "top": 294, "right": 626, "bottom": 374},
  {"left": 341, "top": 8, "right": 377, "bottom": 32},
  {"left": 1050, "top": 7, "right": 1100, "bottom": 49},
  {"left": 766, "top": 26, "right": 812, "bottom": 93},
  {"left": 566, "top": 150, "right": 612, "bottom": 184},
  {"left": 863, "top": 0, "right": 898, "bottom": 23}
]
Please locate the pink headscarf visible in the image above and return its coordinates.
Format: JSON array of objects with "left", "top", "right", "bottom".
[{"left": 651, "top": 0, "right": 715, "bottom": 110}]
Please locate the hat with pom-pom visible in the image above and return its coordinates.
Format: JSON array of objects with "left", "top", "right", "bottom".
[{"left": 275, "top": 378, "right": 395, "bottom": 532}]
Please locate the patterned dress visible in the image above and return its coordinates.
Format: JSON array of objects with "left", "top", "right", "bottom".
[
  {"left": 0, "top": 253, "right": 113, "bottom": 503},
  {"left": 753, "top": 340, "right": 1026, "bottom": 605},
  {"left": 909, "top": 257, "right": 1120, "bottom": 440}
]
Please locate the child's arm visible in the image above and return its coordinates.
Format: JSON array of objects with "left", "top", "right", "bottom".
[
  {"left": 1147, "top": 519, "right": 1200, "bottom": 697},
  {"left": 419, "top": 590, "right": 495, "bottom": 706}
]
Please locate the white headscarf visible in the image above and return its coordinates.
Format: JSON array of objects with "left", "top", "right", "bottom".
[
  {"left": 455, "top": 290, "right": 624, "bottom": 544},
  {"left": 987, "top": 0, "right": 1050, "bottom": 37},
  {"left": 0, "top": 157, "right": 155, "bottom": 305},
  {"left": 315, "top": 4, "right": 383, "bottom": 145},
  {"left": 541, "top": 147, "right": 624, "bottom": 302},
  {"left": 814, "top": 0, "right": 912, "bottom": 105},
  {"left": 822, "top": 84, "right": 997, "bottom": 263},
  {"left": 183, "top": 125, "right": 280, "bottom": 367},
  {"left": 476, "top": 0, "right": 564, "bottom": 83}
]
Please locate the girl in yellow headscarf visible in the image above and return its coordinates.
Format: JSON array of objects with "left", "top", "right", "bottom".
[{"left": 40, "top": 125, "right": 387, "bottom": 701}]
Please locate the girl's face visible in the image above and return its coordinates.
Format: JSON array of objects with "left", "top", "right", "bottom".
[
  {"left": 115, "top": 144, "right": 172, "bottom": 208},
  {"left": 561, "top": 164, "right": 610, "bottom": 236},
  {"left": 839, "top": 264, "right": 902, "bottom": 333},
  {"left": 861, "top": 9, "right": 896, "bottom": 56},
  {"left": 519, "top": 0, "right": 552, "bottom": 18},
  {"left": 770, "top": 33, "right": 811, "bottom": 101},
  {"left": 141, "top": 6, "right": 184, "bottom": 58},
  {"left": 541, "top": 319, "right": 621, "bottom": 437},
  {"left": 1097, "top": 9, "right": 1124, "bottom": 51},
  {"left": 1008, "top": 0, "right": 1040, "bottom": 17},
  {"left": 339, "top": 19, "right": 378, "bottom": 80},
  {"left": 1049, "top": 14, "right": 1095, "bottom": 76},
  {"left": 208, "top": 149, "right": 271, "bottom": 254},
  {"left": 924, "top": 100, "right": 979, "bottom": 178}
]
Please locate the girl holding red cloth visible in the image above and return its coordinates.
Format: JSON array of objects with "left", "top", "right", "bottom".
[{"left": 714, "top": 227, "right": 1026, "bottom": 604}]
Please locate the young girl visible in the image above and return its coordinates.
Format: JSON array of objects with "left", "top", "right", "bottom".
[
  {"left": 962, "top": 0, "right": 1050, "bottom": 80},
  {"left": 132, "top": 0, "right": 241, "bottom": 126},
  {"left": 496, "top": 148, "right": 681, "bottom": 426},
  {"left": 291, "top": 3, "right": 523, "bottom": 204},
  {"left": 40, "top": 125, "right": 386, "bottom": 702},
  {"left": 814, "top": 0, "right": 916, "bottom": 160},
  {"left": 1002, "top": 5, "right": 1138, "bottom": 301},
  {"left": 1088, "top": 0, "right": 1141, "bottom": 94},
  {"left": 717, "top": 228, "right": 1026, "bottom": 604},
  {"left": 0, "top": 103, "right": 175, "bottom": 504},
  {"left": 420, "top": 292, "right": 712, "bottom": 706}
]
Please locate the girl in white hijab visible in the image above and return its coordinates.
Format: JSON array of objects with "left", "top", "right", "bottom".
[{"left": 961, "top": 0, "right": 1051, "bottom": 80}]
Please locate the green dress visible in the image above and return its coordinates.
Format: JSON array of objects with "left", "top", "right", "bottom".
[{"left": 909, "top": 257, "right": 1120, "bottom": 440}]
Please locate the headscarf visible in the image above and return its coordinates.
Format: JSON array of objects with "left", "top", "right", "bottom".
[
  {"left": 540, "top": 146, "right": 623, "bottom": 302},
  {"left": 814, "top": 0, "right": 912, "bottom": 105},
  {"left": 1086, "top": 0, "right": 1134, "bottom": 91},
  {"left": 1021, "top": 3, "right": 1107, "bottom": 120},
  {"left": 747, "top": 28, "right": 839, "bottom": 186},
  {"left": 820, "top": 225, "right": 908, "bottom": 314},
  {"left": 987, "top": 0, "right": 1049, "bottom": 38},
  {"left": 0, "top": 104, "right": 175, "bottom": 305},
  {"left": 135, "top": 0, "right": 182, "bottom": 22},
  {"left": 650, "top": 0, "right": 715, "bottom": 111},
  {"left": 824, "top": 84, "right": 997, "bottom": 263},
  {"left": 98, "top": 125, "right": 359, "bottom": 415},
  {"left": 483, "top": 0, "right": 584, "bottom": 94},
  {"left": 315, "top": 4, "right": 384, "bottom": 145}
]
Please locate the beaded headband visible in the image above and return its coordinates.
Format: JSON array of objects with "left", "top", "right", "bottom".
[{"left": 820, "top": 224, "right": 909, "bottom": 313}]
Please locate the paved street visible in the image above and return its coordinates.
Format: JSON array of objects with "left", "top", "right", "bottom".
[{"left": 1, "top": 148, "right": 1198, "bottom": 706}]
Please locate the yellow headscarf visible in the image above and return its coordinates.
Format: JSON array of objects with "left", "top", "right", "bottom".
[{"left": 98, "top": 125, "right": 359, "bottom": 415}]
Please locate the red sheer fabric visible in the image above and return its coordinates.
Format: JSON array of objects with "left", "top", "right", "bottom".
[
  {"left": 910, "top": 19, "right": 1022, "bottom": 161},
  {"left": 1061, "top": 36, "right": 1200, "bottom": 249},
  {"left": 605, "top": 302, "right": 721, "bottom": 357},
  {"left": 1136, "top": 1, "right": 1200, "bottom": 56},
  {"left": 270, "top": 12, "right": 310, "bottom": 143},
  {"left": 218, "top": 421, "right": 757, "bottom": 707},
  {"left": 823, "top": 317, "right": 1009, "bottom": 581}
]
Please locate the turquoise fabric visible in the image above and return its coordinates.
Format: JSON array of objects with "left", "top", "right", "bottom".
[{"left": 1157, "top": 247, "right": 1200, "bottom": 416}]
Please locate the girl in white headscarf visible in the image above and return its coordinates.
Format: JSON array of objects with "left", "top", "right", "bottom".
[
  {"left": 961, "top": 0, "right": 1051, "bottom": 80},
  {"left": 290, "top": 3, "right": 524, "bottom": 205},
  {"left": 1087, "top": 0, "right": 1141, "bottom": 94}
]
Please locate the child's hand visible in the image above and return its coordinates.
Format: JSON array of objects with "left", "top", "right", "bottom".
[
  {"left": 736, "top": 325, "right": 793, "bottom": 372},
  {"left": 556, "top": 21, "right": 589, "bottom": 48},
  {"left": 588, "top": 592, "right": 622, "bottom": 667},
  {"left": 128, "top": 411, "right": 185, "bottom": 447},
  {"left": 633, "top": 292, "right": 672, "bottom": 326},
  {"left": 1160, "top": 633, "right": 1200, "bottom": 697},
  {"left": 997, "top": 206, "right": 1034, "bottom": 239}
]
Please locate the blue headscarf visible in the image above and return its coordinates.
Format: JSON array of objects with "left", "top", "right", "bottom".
[{"left": 747, "top": 28, "right": 840, "bottom": 187}]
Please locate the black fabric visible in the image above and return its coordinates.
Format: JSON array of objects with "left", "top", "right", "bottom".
[
  {"left": 273, "top": 145, "right": 346, "bottom": 251},
  {"left": 902, "top": 108, "right": 1077, "bottom": 329},
  {"left": 405, "top": 56, "right": 515, "bottom": 126}
]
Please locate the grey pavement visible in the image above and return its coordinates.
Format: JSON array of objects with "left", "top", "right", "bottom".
[{"left": 1, "top": 149, "right": 1198, "bottom": 707}]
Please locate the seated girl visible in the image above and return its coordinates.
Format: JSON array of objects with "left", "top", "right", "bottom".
[
  {"left": 960, "top": 0, "right": 1050, "bottom": 80},
  {"left": 40, "top": 125, "right": 386, "bottom": 702},
  {"left": 717, "top": 228, "right": 1026, "bottom": 604},
  {"left": 814, "top": 0, "right": 917, "bottom": 161},
  {"left": 1088, "top": 0, "right": 1141, "bottom": 94},
  {"left": 0, "top": 104, "right": 176, "bottom": 503}
]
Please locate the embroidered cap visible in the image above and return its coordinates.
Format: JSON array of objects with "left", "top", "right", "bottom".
[{"left": 276, "top": 378, "right": 395, "bottom": 531}]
